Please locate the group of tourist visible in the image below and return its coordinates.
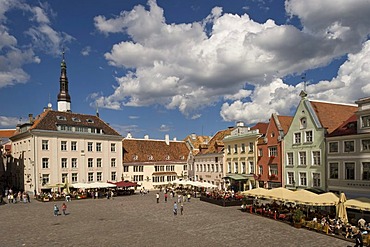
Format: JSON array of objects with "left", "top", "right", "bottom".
[{"left": 5, "top": 189, "right": 30, "bottom": 204}]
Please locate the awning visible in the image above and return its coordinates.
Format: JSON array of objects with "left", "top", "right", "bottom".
[
  {"left": 223, "top": 174, "right": 250, "bottom": 181},
  {"left": 113, "top": 181, "right": 139, "bottom": 188},
  {"left": 152, "top": 172, "right": 177, "bottom": 176}
]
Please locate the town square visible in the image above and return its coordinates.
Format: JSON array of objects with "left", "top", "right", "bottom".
[{"left": 0, "top": 193, "right": 352, "bottom": 247}]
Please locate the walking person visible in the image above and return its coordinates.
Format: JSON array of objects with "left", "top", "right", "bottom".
[
  {"left": 53, "top": 204, "right": 59, "bottom": 216},
  {"left": 156, "top": 193, "right": 160, "bottom": 203},
  {"left": 354, "top": 229, "right": 363, "bottom": 247},
  {"left": 61, "top": 203, "right": 67, "bottom": 215},
  {"left": 187, "top": 193, "right": 191, "bottom": 202},
  {"left": 180, "top": 203, "right": 184, "bottom": 215},
  {"left": 164, "top": 192, "right": 168, "bottom": 203},
  {"left": 173, "top": 202, "right": 177, "bottom": 216}
]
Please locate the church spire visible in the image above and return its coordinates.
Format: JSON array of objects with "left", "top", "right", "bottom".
[{"left": 57, "top": 49, "right": 71, "bottom": 112}]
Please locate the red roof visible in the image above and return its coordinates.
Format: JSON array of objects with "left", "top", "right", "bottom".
[
  {"left": 0, "top": 129, "right": 16, "bottom": 138},
  {"left": 251, "top": 122, "right": 269, "bottom": 134},
  {"left": 328, "top": 114, "right": 357, "bottom": 137}
]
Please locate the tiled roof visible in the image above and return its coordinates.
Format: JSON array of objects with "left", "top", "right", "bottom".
[
  {"left": 327, "top": 114, "right": 357, "bottom": 137},
  {"left": 277, "top": 116, "right": 293, "bottom": 134},
  {"left": 14, "top": 110, "right": 121, "bottom": 136},
  {"left": 183, "top": 134, "right": 211, "bottom": 155},
  {"left": 250, "top": 122, "right": 269, "bottom": 134},
  {"left": 0, "top": 129, "right": 16, "bottom": 138},
  {"left": 310, "top": 100, "right": 357, "bottom": 134},
  {"left": 202, "top": 128, "right": 234, "bottom": 154},
  {"left": 123, "top": 139, "right": 190, "bottom": 163}
]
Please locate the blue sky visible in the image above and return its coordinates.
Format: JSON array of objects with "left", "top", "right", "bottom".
[{"left": 1, "top": 0, "right": 370, "bottom": 140}]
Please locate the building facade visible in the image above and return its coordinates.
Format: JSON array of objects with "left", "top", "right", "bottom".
[
  {"left": 284, "top": 91, "right": 357, "bottom": 191},
  {"left": 257, "top": 114, "right": 292, "bottom": 189},
  {"left": 122, "top": 134, "right": 190, "bottom": 190},
  {"left": 9, "top": 55, "right": 123, "bottom": 195},
  {"left": 327, "top": 97, "right": 370, "bottom": 198}
]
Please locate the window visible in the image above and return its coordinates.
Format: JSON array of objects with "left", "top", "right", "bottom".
[
  {"left": 329, "top": 142, "right": 339, "bottom": 153},
  {"left": 234, "top": 162, "right": 238, "bottom": 173},
  {"left": 312, "top": 151, "right": 321, "bottom": 166},
  {"left": 345, "top": 162, "right": 355, "bottom": 180},
  {"left": 258, "top": 165, "right": 263, "bottom": 175},
  {"left": 211, "top": 164, "right": 214, "bottom": 172},
  {"left": 234, "top": 144, "right": 238, "bottom": 153},
  {"left": 249, "top": 142, "right": 254, "bottom": 153},
  {"left": 133, "top": 175, "right": 143, "bottom": 182},
  {"left": 287, "top": 152, "right": 294, "bottom": 166},
  {"left": 269, "top": 146, "right": 277, "bottom": 157},
  {"left": 199, "top": 164, "right": 203, "bottom": 172},
  {"left": 299, "top": 151, "right": 306, "bottom": 166},
  {"left": 196, "top": 164, "right": 199, "bottom": 172},
  {"left": 97, "top": 172, "right": 102, "bottom": 181},
  {"left": 361, "top": 115, "right": 370, "bottom": 128},
  {"left": 96, "top": 143, "right": 102, "bottom": 152},
  {"left": 227, "top": 162, "right": 231, "bottom": 173},
  {"left": 258, "top": 148, "right": 263, "bottom": 157},
  {"left": 88, "top": 172, "right": 94, "bottom": 182},
  {"left": 155, "top": 166, "right": 164, "bottom": 172},
  {"left": 269, "top": 164, "right": 278, "bottom": 176},
  {"left": 344, "top": 141, "right": 354, "bottom": 152},
  {"left": 123, "top": 166, "right": 129, "bottom": 172},
  {"left": 227, "top": 145, "right": 231, "bottom": 154},
  {"left": 300, "top": 117, "right": 307, "bottom": 129},
  {"left": 134, "top": 166, "right": 144, "bottom": 172},
  {"left": 249, "top": 161, "right": 255, "bottom": 174},
  {"left": 42, "top": 174, "right": 49, "bottom": 185},
  {"left": 294, "top": 133, "right": 301, "bottom": 144},
  {"left": 61, "top": 141, "right": 67, "bottom": 151},
  {"left": 88, "top": 158, "right": 93, "bottom": 168},
  {"left": 241, "top": 162, "right": 246, "bottom": 174},
  {"left": 111, "top": 143, "right": 116, "bottom": 152},
  {"left": 166, "top": 165, "right": 174, "bottom": 171},
  {"left": 71, "top": 141, "right": 77, "bottom": 151},
  {"left": 62, "top": 173, "right": 68, "bottom": 183},
  {"left": 97, "top": 158, "right": 102, "bottom": 168},
  {"left": 305, "top": 130, "right": 313, "bottom": 142},
  {"left": 42, "top": 140, "right": 49, "bottom": 150},
  {"left": 72, "top": 117, "right": 81, "bottom": 122},
  {"left": 241, "top": 143, "right": 245, "bottom": 153},
  {"left": 362, "top": 162, "right": 370, "bottom": 180},
  {"left": 215, "top": 164, "right": 219, "bottom": 173},
  {"left": 362, "top": 139, "right": 370, "bottom": 151},
  {"left": 329, "top": 162, "right": 339, "bottom": 179},
  {"left": 72, "top": 158, "right": 77, "bottom": 168},
  {"left": 287, "top": 172, "right": 294, "bottom": 185},
  {"left": 111, "top": 158, "right": 116, "bottom": 168},
  {"left": 111, "top": 171, "right": 116, "bottom": 181},
  {"left": 299, "top": 172, "right": 307, "bottom": 186},
  {"left": 72, "top": 173, "right": 78, "bottom": 183},
  {"left": 312, "top": 173, "right": 321, "bottom": 187},
  {"left": 42, "top": 158, "right": 49, "bottom": 169},
  {"left": 61, "top": 158, "right": 67, "bottom": 169},
  {"left": 88, "top": 142, "right": 93, "bottom": 152}
]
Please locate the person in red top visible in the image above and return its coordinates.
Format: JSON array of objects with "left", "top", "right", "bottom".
[{"left": 61, "top": 203, "right": 67, "bottom": 216}]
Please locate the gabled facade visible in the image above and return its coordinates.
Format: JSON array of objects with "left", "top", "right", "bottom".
[
  {"left": 122, "top": 134, "right": 190, "bottom": 189},
  {"left": 257, "top": 114, "right": 293, "bottom": 188},
  {"left": 193, "top": 128, "right": 233, "bottom": 189},
  {"left": 284, "top": 91, "right": 357, "bottom": 191},
  {"left": 183, "top": 133, "right": 211, "bottom": 181},
  {"left": 327, "top": 96, "right": 370, "bottom": 198},
  {"left": 223, "top": 122, "right": 263, "bottom": 191}
]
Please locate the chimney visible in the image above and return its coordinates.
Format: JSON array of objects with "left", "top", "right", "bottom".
[
  {"left": 28, "top": 114, "right": 34, "bottom": 123},
  {"left": 173, "top": 137, "right": 177, "bottom": 141},
  {"left": 144, "top": 134, "right": 149, "bottom": 139},
  {"left": 191, "top": 133, "right": 196, "bottom": 140},
  {"left": 165, "top": 134, "right": 170, "bottom": 145}
]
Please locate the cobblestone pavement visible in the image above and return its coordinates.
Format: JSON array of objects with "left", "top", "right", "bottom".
[{"left": 0, "top": 193, "right": 351, "bottom": 247}]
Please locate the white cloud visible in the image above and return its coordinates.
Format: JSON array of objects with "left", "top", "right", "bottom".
[
  {"left": 93, "top": 0, "right": 370, "bottom": 123},
  {"left": 81, "top": 46, "right": 91, "bottom": 56},
  {"left": 128, "top": 115, "right": 139, "bottom": 119},
  {"left": 159, "top": 124, "right": 171, "bottom": 132},
  {"left": 0, "top": 116, "right": 21, "bottom": 127}
]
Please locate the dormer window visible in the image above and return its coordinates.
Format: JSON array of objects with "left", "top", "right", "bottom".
[
  {"left": 86, "top": 119, "right": 94, "bottom": 123},
  {"left": 165, "top": 155, "right": 170, "bottom": 160},
  {"left": 57, "top": 116, "right": 66, "bottom": 121},
  {"left": 72, "top": 117, "right": 81, "bottom": 122},
  {"left": 300, "top": 117, "right": 307, "bottom": 129},
  {"left": 180, "top": 155, "right": 185, "bottom": 160},
  {"left": 148, "top": 155, "right": 153, "bottom": 160},
  {"left": 133, "top": 155, "right": 138, "bottom": 161}
]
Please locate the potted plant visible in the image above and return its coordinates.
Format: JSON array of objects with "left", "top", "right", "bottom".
[{"left": 293, "top": 208, "right": 304, "bottom": 228}]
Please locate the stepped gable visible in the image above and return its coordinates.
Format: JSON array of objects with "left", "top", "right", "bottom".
[
  {"left": 310, "top": 100, "right": 357, "bottom": 134},
  {"left": 123, "top": 138, "right": 189, "bottom": 163},
  {"left": 327, "top": 114, "right": 357, "bottom": 137},
  {"left": 27, "top": 110, "right": 120, "bottom": 136},
  {"left": 203, "top": 128, "right": 234, "bottom": 154}
]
